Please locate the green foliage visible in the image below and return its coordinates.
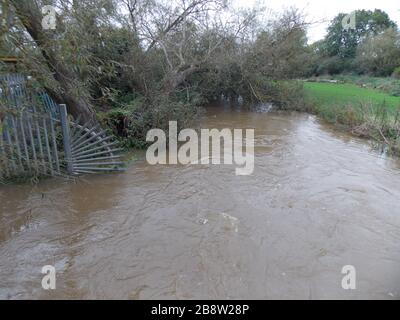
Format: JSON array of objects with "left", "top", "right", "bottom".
[
  {"left": 251, "top": 79, "right": 306, "bottom": 110},
  {"left": 356, "top": 28, "right": 400, "bottom": 76},
  {"left": 314, "top": 56, "right": 350, "bottom": 75},
  {"left": 325, "top": 9, "right": 396, "bottom": 59},
  {"left": 311, "top": 9, "right": 398, "bottom": 77},
  {"left": 392, "top": 67, "right": 400, "bottom": 79},
  {"left": 98, "top": 95, "right": 201, "bottom": 149}
]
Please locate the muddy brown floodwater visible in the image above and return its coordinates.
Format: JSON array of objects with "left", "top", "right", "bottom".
[{"left": 1, "top": 103, "right": 400, "bottom": 299}]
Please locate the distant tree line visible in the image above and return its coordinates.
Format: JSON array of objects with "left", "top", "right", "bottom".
[{"left": 309, "top": 9, "right": 400, "bottom": 77}]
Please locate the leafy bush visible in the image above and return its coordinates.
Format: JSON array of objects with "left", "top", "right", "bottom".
[
  {"left": 392, "top": 67, "right": 400, "bottom": 79},
  {"left": 315, "top": 56, "right": 350, "bottom": 75},
  {"left": 356, "top": 28, "right": 400, "bottom": 77},
  {"left": 270, "top": 81, "right": 307, "bottom": 111},
  {"left": 99, "top": 95, "right": 201, "bottom": 149}
]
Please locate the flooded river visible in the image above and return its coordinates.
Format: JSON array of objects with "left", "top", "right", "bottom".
[{"left": 1, "top": 104, "right": 400, "bottom": 299}]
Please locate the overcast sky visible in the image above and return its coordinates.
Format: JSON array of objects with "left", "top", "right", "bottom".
[{"left": 233, "top": 0, "right": 400, "bottom": 43}]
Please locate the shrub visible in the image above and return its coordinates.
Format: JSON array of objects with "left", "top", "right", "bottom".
[
  {"left": 316, "top": 56, "right": 349, "bottom": 75},
  {"left": 272, "top": 81, "right": 307, "bottom": 111},
  {"left": 392, "top": 67, "right": 400, "bottom": 79},
  {"left": 99, "top": 95, "right": 201, "bottom": 149}
]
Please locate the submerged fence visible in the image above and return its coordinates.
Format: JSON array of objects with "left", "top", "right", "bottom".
[{"left": 0, "top": 74, "right": 125, "bottom": 181}]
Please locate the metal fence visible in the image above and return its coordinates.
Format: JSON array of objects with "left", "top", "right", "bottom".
[
  {"left": 0, "top": 74, "right": 125, "bottom": 181},
  {"left": 1, "top": 105, "right": 63, "bottom": 179}
]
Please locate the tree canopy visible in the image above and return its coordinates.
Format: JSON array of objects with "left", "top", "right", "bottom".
[{"left": 324, "top": 9, "right": 397, "bottom": 59}]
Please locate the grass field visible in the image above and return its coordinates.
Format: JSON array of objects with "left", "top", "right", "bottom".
[
  {"left": 303, "top": 81, "right": 400, "bottom": 154},
  {"left": 309, "top": 74, "right": 400, "bottom": 97},
  {"left": 304, "top": 82, "right": 400, "bottom": 110}
]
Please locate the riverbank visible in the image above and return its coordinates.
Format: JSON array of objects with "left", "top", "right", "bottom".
[{"left": 303, "top": 81, "right": 400, "bottom": 155}]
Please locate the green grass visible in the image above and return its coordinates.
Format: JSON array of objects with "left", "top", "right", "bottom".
[
  {"left": 312, "top": 74, "right": 400, "bottom": 97},
  {"left": 302, "top": 81, "right": 400, "bottom": 155},
  {"left": 304, "top": 82, "right": 400, "bottom": 110}
]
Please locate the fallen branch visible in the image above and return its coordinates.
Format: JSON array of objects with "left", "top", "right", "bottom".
[{"left": 378, "top": 127, "right": 391, "bottom": 146}]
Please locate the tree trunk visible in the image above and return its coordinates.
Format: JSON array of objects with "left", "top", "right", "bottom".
[
  {"left": 10, "top": 0, "right": 96, "bottom": 123},
  {"left": 162, "top": 64, "right": 200, "bottom": 95}
]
